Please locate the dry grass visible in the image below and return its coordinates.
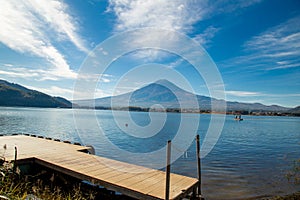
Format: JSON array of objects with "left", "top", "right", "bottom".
[
  {"left": 0, "top": 158, "right": 133, "bottom": 200},
  {"left": 0, "top": 161, "right": 97, "bottom": 200}
]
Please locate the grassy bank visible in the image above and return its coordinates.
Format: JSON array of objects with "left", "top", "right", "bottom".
[{"left": 267, "top": 192, "right": 300, "bottom": 200}]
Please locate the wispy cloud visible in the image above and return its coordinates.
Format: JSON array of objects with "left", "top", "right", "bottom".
[
  {"left": 106, "top": 0, "right": 208, "bottom": 60},
  {"left": 218, "top": 16, "right": 300, "bottom": 73},
  {"left": 224, "top": 90, "right": 300, "bottom": 107},
  {"left": 167, "top": 58, "right": 185, "bottom": 69},
  {"left": 107, "top": 0, "right": 261, "bottom": 33},
  {"left": 0, "top": 0, "right": 88, "bottom": 79},
  {"left": 0, "top": 63, "right": 116, "bottom": 83},
  {"left": 207, "top": 0, "right": 262, "bottom": 15},
  {"left": 26, "top": 85, "right": 74, "bottom": 97},
  {"left": 26, "top": 0, "right": 88, "bottom": 52},
  {"left": 226, "top": 90, "right": 261, "bottom": 97},
  {"left": 0, "top": 67, "right": 39, "bottom": 79},
  {"left": 0, "top": 66, "right": 76, "bottom": 81},
  {"left": 22, "top": 80, "right": 114, "bottom": 100},
  {"left": 224, "top": 16, "right": 300, "bottom": 71},
  {"left": 194, "top": 26, "right": 220, "bottom": 47},
  {"left": 107, "top": 0, "right": 206, "bottom": 32},
  {"left": 107, "top": 0, "right": 262, "bottom": 61}
]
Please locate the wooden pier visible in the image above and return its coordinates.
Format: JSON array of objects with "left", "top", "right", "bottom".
[{"left": 0, "top": 135, "right": 199, "bottom": 200}]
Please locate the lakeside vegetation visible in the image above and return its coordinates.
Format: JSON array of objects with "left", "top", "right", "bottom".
[
  {"left": 0, "top": 160, "right": 133, "bottom": 200},
  {"left": 77, "top": 105, "right": 300, "bottom": 117}
]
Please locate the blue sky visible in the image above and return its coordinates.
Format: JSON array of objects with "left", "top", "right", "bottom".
[{"left": 0, "top": 0, "right": 299, "bottom": 107}]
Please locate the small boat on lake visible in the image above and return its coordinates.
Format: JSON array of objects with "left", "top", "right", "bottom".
[{"left": 234, "top": 115, "right": 243, "bottom": 121}]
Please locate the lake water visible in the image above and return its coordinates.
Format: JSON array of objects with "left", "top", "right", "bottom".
[{"left": 0, "top": 107, "right": 299, "bottom": 199}]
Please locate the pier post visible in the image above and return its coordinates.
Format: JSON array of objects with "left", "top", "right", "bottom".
[
  {"left": 196, "top": 135, "right": 202, "bottom": 197},
  {"left": 165, "top": 140, "right": 171, "bottom": 200},
  {"left": 13, "top": 146, "right": 17, "bottom": 173}
]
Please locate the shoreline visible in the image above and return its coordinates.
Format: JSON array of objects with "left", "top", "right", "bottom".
[{"left": 1, "top": 105, "right": 299, "bottom": 117}]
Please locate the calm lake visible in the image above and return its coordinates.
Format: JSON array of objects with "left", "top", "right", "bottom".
[{"left": 0, "top": 107, "right": 299, "bottom": 199}]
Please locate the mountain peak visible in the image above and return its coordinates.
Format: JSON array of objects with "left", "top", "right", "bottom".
[
  {"left": 75, "top": 79, "right": 291, "bottom": 112},
  {"left": 154, "top": 79, "right": 172, "bottom": 84},
  {"left": 154, "top": 79, "right": 177, "bottom": 87},
  {"left": 153, "top": 79, "right": 182, "bottom": 91}
]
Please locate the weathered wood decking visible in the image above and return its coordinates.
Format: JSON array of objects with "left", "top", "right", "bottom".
[{"left": 0, "top": 135, "right": 198, "bottom": 200}]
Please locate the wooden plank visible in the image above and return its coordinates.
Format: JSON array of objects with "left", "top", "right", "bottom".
[
  {"left": 123, "top": 171, "right": 163, "bottom": 189},
  {"left": 128, "top": 173, "right": 166, "bottom": 193}
]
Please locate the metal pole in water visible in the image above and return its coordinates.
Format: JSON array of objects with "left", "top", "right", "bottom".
[
  {"left": 196, "top": 135, "right": 202, "bottom": 197},
  {"left": 165, "top": 140, "right": 171, "bottom": 200}
]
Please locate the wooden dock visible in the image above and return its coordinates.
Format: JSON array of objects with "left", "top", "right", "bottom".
[{"left": 0, "top": 135, "right": 199, "bottom": 200}]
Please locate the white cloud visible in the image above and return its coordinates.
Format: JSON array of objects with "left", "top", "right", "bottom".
[
  {"left": 107, "top": 0, "right": 205, "bottom": 32},
  {"left": 226, "top": 90, "right": 261, "bottom": 97},
  {"left": 168, "top": 58, "right": 185, "bottom": 68},
  {"left": 101, "top": 77, "right": 111, "bottom": 83},
  {"left": 207, "top": 0, "right": 262, "bottom": 14},
  {"left": 0, "top": 0, "right": 87, "bottom": 79},
  {"left": 26, "top": 0, "right": 88, "bottom": 53},
  {"left": 0, "top": 66, "right": 76, "bottom": 81},
  {"left": 107, "top": 0, "right": 207, "bottom": 60},
  {"left": 0, "top": 68, "right": 39, "bottom": 79},
  {"left": 194, "top": 26, "right": 220, "bottom": 47},
  {"left": 243, "top": 16, "right": 300, "bottom": 70},
  {"left": 107, "top": 0, "right": 262, "bottom": 34},
  {"left": 107, "top": 0, "right": 262, "bottom": 61},
  {"left": 21, "top": 83, "right": 112, "bottom": 100},
  {"left": 220, "top": 16, "right": 300, "bottom": 72},
  {"left": 73, "top": 87, "right": 112, "bottom": 100},
  {"left": 0, "top": 64, "right": 116, "bottom": 84},
  {"left": 30, "top": 85, "right": 73, "bottom": 96},
  {"left": 3, "top": 64, "right": 13, "bottom": 67}
]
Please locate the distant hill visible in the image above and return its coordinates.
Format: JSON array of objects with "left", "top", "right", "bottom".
[
  {"left": 74, "top": 79, "right": 290, "bottom": 112},
  {"left": 287, "top": 106, "right": 300, "bottom": 114},
  {"left": 0, "top": 79, "right": 72, "bottom": 108}
]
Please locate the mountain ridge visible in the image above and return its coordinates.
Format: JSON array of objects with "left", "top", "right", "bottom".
[
  {"left": 0, "top": 79, "right": 72, "bottom": 108},
  {"left": 74, "top": 79, "right": 292, "bottom": 112},
  {"left": 0, "top": 79, "right": 296, "bottom": 113}
]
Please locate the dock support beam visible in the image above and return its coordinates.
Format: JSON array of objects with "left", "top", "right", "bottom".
[
  {"left": 196, "top": 135, "right": 202, "bottom": 198},
  {"left": 165, "top": 140, "right": 171, "bottom": 200},
  {"left": 13, "top": 146, "right": 17, "bottom": 173}
]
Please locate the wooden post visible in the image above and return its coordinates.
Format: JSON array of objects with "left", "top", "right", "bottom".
[
  {"left": 165, "top": 140, "right": 171, "bottom": 200},
  {"left": 13, "top": 146, "right": 17, "bottom": 173},
  {"left": 196, "top": 135, "right": 202, "bottom": 197}
]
